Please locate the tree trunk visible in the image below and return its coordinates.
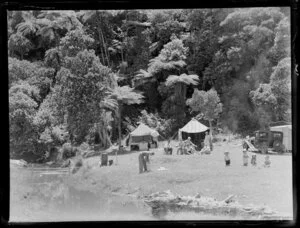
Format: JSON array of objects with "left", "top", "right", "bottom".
[
  {"left": 96, "top": 26, "right": 106, "bottom": 65},
  {"left": 99, "top": 42, "right": 106, "bottom": 65},
  {"left": 117, "top": 102, "right": 122, "bottom": 165},
  {"left": 97, "top": 123, "right": 104, "bottom": 148},
  {"left": 209, "top": 120, "right": 213, "bottom": 139},
  {"left": 121, "top": 47, "right": 124, "bottom": 63},
  {"left": 96, "top": 12, "right": 109, "bottom": 66},
  {"left": 100, "top": 28, "right": 110, "bottom": 67}
]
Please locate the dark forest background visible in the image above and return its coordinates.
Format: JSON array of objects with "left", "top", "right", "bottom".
[{"left": 8, "top": 8, "right": 291, "bottom": 160}]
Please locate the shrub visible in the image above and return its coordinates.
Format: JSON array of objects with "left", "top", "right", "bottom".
[
  {"left": 74, "top": 158, "right": 83, "bottom": 168},
  {"left": 138, "top": 109, "right": 175, "bottom": 138},
  {"left": 62, "top": 143, "right": 76, "bottom": 159},
  {"left": 79, "top": 142, "right": 90, "bottom": 151}
]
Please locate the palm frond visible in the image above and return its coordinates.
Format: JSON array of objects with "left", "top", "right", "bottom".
[
  {"left": 111, "top": 86, "right": 144, "bottom": 105},
  {"left": 81, "top": 10, "right": 97, "bottom": 22},
  {"left": 100, "top": 97, "right": 118, "bottom": 111},
  {"left": 165, "top": 73, "right": 199, "bottom": 87},
  {"left": 135, "top": 69, "right": 151, "bottom": 79},
  {"left": 16, "top": 21, "right": 40, "bottom": 36}
]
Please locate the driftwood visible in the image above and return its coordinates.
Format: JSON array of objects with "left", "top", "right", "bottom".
[
  {"left": 143, "top": 190, "right": 290, "bottom": 219},
  {"left": 244, "top": 140, "right": 259, "bottom": 152},
  {"left": 10, "top": 159, "right": 27, "bottom": 167}
]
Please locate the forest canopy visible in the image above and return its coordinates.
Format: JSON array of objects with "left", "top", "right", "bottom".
[{"left": 8, "top": 8, "right": 291, "bottom": 160}]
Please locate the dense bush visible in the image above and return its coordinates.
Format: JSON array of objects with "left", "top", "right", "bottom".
[
  {"left": 61, "top": 143, "right": 77, "bottom": 159},
  {"left": 8, "top": 9, "right": 291, "bottom": 159}
]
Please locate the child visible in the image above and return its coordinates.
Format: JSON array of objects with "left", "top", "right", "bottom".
[
  {"left": 243, "top": 149, "right": 249, "bottom": 166},
  {"left": 264, "top": 155, "right": 271, "bottom": 168},
  {"left": 164, "top": 139, "right": 173, "bottom": 155},
  {"left": 242, "top": 136, "right": 250, "bottom": 151},
  {"left": 251, "top": 154, "right": 257, "bottom": 166},
  {"left": 201, "top": 145, "right": 211, "bottom": 155},
  {"left": 224, "top": 152, "right": 230, "bottom": 166}
]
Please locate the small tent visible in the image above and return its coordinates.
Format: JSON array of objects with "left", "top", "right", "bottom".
[
  {"left": 178, "top": 118, "right": 209, "bottom": 146},
  {"left": 270, "top": 125, "right": 292, "bottom": 151},
  {"left": 129, "top": 123, "right": 159, "bottom": 151}
]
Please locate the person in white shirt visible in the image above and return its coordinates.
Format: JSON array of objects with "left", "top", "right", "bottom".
[{"left": 184, "top": 137, "right": 196, "bottom": 154}]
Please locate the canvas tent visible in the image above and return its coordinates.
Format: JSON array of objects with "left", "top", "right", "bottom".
[
  {"left": 270, "top": 125, "right": 292, "bottom": 151},
  {"left": 129, "top": 123, "right": 159, "bottom": 151},
  {"left": 178, "top": 118, "right": 209, "bottom": 146}
]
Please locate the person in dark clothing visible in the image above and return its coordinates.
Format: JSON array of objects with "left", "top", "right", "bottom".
[
  {"left": 224, "top": 152, "right": 230, "bottom": 166},
  {"left": 138, "top": 151, "right": 154, "bottom": 173}
]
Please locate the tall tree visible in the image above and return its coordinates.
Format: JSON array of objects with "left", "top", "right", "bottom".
[
  {"left": 8, "top": 33, "right": 33, "bottom": 60},
  {"left": 9, "top": 83, "right": 40, "bottom": 157},
  {"left": 55, "top": 49, "right": 116, "bottom": 145},
  {"left": 136, "top": 35, "right": 190, "bottom": 122},
  {"left": 108, "top": 85, "right": 144, "bottom": 164},
  {"left": 186, "top": 88, "right": 223, "bottom": 138},
  {"left": 165, "top": 73, "right": 199, "bottom": 121}
]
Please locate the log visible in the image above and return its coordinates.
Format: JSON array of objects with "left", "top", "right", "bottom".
[
  {"left": 223, "top": 194, "right": 235, "bottom": 204},
  {"left": 244, "top": 140, "right": 259, "bottom": 152},
  {"left": 143, "top": 191, "right": 282, "bottom": 219}
]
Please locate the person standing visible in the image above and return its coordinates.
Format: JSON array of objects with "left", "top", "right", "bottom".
[
  {"left": 243, "top": 149, "right": 249, "bottom": 166},
  {"left": 251, "top": 154, "right": 257, "bottom": 166},
  {"left": 177, "top": 139, "right": 184, "bottom": 155},
  {"left": 138, "top": 152, "right": 147, "bottom": 173},
  {"left": 204, "top": 131, "right": 213, "bottom": 151},
  {"left": 138, "top": 151, "right": 154, "bottom": 173},
  {"left": 164, "top": 139, "right": 172, "bottom": 155},
  {"left": 242, "top": 136, "right": 250, "bottom": 151},
  {"left": 185, "top": 137, "right": 196, "bottom": 154},
  {"left": 224, "top": 152, "right": 230, "bottom": 166},
  {"left": 263, "top": 155, "right": 271, "bottom": 168}
]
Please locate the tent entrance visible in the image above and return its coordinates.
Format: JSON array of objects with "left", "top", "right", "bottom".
[{"left": 181, "top": 132, "right": 206, "bottom": 147}]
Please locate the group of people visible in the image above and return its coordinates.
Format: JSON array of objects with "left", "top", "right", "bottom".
[
  {"left": 224, "top": 143, "right": 271, "bottom": 168},
  {"left": 164, "top": 131, "right": 213, "bottom": 155}
]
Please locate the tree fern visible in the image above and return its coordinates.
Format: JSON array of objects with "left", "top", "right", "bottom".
[{"left": 165, "top": 73, "right": 199, "bottom": 87}]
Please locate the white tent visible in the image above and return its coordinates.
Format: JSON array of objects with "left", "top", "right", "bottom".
[
  {"left": 129, "top": 123, "right": 159, "bottom": 150},
  {"left": 270, "top": 125, "right": 292, "bottom": 151},
  {"left": 178, "top": 118, "right": 208, "bottom": 140},
  {"left": 130, "top": 123, "right": 158, "bottom": 136}
]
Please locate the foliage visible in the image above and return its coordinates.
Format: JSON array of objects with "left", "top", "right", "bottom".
[
  {"left": 187, "top": 88, "right": 223, "bottom": 137},
  {"left": 9, "top": 57, "right": 36, "bottom": 87},
  {"left": 56, "top": 50, "right": 114, "bottom": 144},
  {"left": 165, "top": 73, "right": 198, "bottom": 87},
  {"left": 250, "top": 57, "right": 291, "bottom": 125},
  {"left": 44, "top": 47, "right": 63, "bottom": 70},
  {"left": 109, "top": 85, "right": 144, "bottom": 105},
  {"left": 270, "top": 57, "right": 291, "bottom": 121},
  {"left": 61, "top": 142, "right": 77, "bottom": 159},
  {"left": 269, "top": 17, "right": 290, "bottom": 65},
  {"left": 148, "top": 36, "right": 188, "bottom": 76},
  {"left": 8, "top": 9, "right": 291, "bottom": 161},
  {"left": 16, "top": 11, "right": 40, "bottom": 37},
  {"left": 8, "top": 33, "right": 33, "bottom": 59},
  {"left": 138, "top": 110, "right": 174, "bottom": 138},
  {"left": 9, "top": 83, "right": 39, "bottom": 155},
  {"left": 187, "top": 88, "right": 223, "bottom": 122},
  {"left": 59, "top": 29, "right": 95, "bottom": 57}
]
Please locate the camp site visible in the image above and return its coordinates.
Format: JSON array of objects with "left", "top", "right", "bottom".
[{"left": 8, "top": 8, "right": 293, "bottom": 222}]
